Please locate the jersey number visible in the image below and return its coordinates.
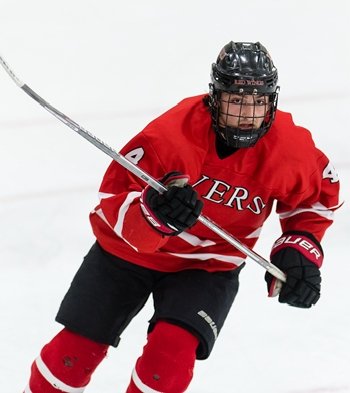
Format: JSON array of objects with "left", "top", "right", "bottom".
[
  {"left": 125, "top": 147, "right": 145, "bottom": 164},
  {"left": 323, "top": 162, "right": 339, "bottom": 183}
]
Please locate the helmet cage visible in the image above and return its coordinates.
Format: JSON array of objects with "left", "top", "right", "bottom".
[{"left": 209, "top": 86, "right": 279, "bottom": 148}]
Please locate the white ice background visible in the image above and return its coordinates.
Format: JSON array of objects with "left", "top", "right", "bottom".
[{"left": 0, "top": 1, "right": 349, "bottom": 392}]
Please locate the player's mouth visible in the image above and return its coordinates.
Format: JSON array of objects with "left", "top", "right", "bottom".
[{"left": 238, "top": 123, "right": 254, "bottom": 130}]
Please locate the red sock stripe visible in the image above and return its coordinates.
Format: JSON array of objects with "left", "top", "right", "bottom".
[
  {"left": 130, "top": 321, "right": 199, "bottom": 393},
  {"left": 26, "top": 328, "right": 108, "bottom": 393},
  {"left": 27, "top": 360, "right": 72, "bottom": 393}
]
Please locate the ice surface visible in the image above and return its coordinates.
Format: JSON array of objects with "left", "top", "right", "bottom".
[{"left": 0, "top": 1, "right": 349, "bottom": 392}]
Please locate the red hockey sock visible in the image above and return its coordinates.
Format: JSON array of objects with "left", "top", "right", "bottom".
[
  {"left": 25, "top": 328, "right": 108, "bottom": 393},
  {"left": 126, "top": 321, "right": 199, "bottom": 393}
]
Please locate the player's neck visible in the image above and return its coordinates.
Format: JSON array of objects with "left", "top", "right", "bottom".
[{"left": 215, "top": 134, "right": 239, "bottom": 159}]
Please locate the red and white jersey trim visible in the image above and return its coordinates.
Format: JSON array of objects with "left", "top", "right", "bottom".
[
  {"left": 98, "top": 192, "right": 116, "bottom": 200},
  {"left": 178, "top": 232, "right": 216, "bottom": 247},
  {"left": 114, "top": 191, "right": 141, "bottom": 239},
  {"left": 34, "top": 355, "right": 86, "bottom": 393},
  {"left": 279, "top": 202, "right": 340, "bottom": 221},
  {"left": 167, "top": 252, "right": 245, "bottom": 266},
  {"left": 93, "top": 191, "right": 141, "bottom": 252},
  {"left": 93, "top": 208, "right": 111, "bottom": 228},
  {"left": 245, "top": 227, "right": 262, "bottom": 239}
]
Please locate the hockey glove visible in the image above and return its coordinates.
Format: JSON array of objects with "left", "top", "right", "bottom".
[
  {"left": 265, "top": 232, "right": 323, "bottom": 308},
  {"left": 140, "top": 172, "right": 203, "bottom": 236}
]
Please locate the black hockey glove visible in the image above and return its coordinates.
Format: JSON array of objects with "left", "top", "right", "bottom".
[
  {"left": 265, "top": 232, "right": 323, "bottom": 308},
  {"left": 140, "top": 172, "right": 203, "bottom": 236}
]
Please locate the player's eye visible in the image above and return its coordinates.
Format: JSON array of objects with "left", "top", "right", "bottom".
[
  {"left": 228, "top": 98, "right": 242, "bottom": 105},
  {"left": 254, "top": 97, "right": 267, "bottom": 106}
]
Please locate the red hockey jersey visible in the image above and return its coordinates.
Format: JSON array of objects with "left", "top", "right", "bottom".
[{"left": 90, "top": 94, "right": 341, "bottom": 273}]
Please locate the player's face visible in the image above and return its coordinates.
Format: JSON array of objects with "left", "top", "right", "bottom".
[{"left": 218, "top": 92, "right": 270, "bottom": 130}]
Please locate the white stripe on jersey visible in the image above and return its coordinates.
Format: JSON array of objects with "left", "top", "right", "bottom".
[
  {"left": 94, "top": 207, "right": 141, "bottom": 251},
  {"left": 98, "top": 192, "right": 116, "bottom": 200},
  {"left": 245, "top": 227, "right": 262, "bottom": 239},
  {"left": 93, "top": 192, "right": 141, "bottom": 252},
  {"left": 93, "top": 207, "right": 111, "bottom": 228},
  {"left": 279, "top": 201, "right": 338, "bottom": 221},
  {"left": 113, "top": 191, "right": 141, "bottom": 251},
  {"left": 35, "top": 356, "right": 86, "bottom": 393},
  {"left": 131, "top": 367, "right": 163, "bottom": 393},
  {"left": 114, "top": 191, "right": 141, "bottom": 237},
  {"left": 167, "top": 252, "right": 245, "bottom": 266},
  {"left": 178, "top": 232, "right": 216, "bottom": 247}
]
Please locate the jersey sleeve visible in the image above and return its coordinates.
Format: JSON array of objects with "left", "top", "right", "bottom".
[
  {"left": 90, "top": 98, "right": 208, "bottom": 255},
  {"left": 91, "top": 131, "right": 170, "bottom": 253},
  {"left": 276, "top": 151, "right": 342, "bottom": 242}
]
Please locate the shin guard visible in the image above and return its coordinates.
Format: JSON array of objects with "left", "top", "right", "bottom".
[
  {"left": 126, "top": 321, "right": 199, "bottom": 393},
  {"left": 24, "top": 328, "right": 108, "bottom": 393}
]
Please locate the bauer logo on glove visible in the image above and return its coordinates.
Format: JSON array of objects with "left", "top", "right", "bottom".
[{"left": 265, "top": 231, "right": 323, "bottom": 308}]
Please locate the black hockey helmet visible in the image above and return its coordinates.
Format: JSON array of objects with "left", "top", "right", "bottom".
[{"left": 209, "top": 41, "right": 279, "bottom": 148}]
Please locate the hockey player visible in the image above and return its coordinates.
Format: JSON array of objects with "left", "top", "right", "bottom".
[{"left": 24, "top": 42, "right": 341, "bottom": 393}]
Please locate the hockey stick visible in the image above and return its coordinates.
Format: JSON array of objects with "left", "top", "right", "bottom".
[{"left": 0, "top": 55, "right": 286, "bottom": 283}]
